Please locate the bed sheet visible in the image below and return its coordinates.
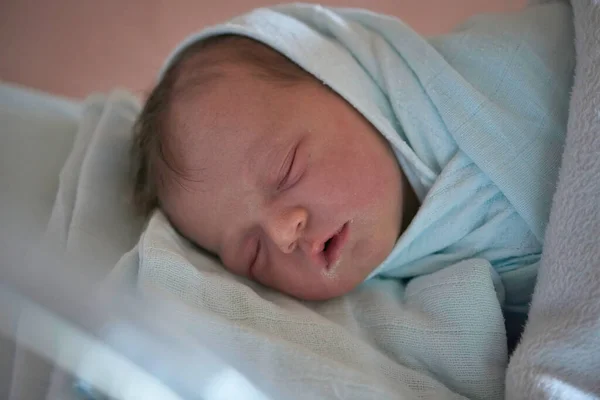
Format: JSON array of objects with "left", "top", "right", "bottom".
[
  {"left": 0, "top": 83, "right": 81, "bottom": 264},
  {"left": 0, "top": 83, "right": 81, "bottom": 398}
]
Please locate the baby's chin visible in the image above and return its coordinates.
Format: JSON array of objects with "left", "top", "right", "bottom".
[
  {"left": 276, "top": 272, "right": 367, "bottom": 302},
  {"left": 281, "top": 247, "right": 392, "bottom": 301}
]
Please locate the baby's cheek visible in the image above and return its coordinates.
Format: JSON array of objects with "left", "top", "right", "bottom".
[{"left": 347, "top": 160, "right": 397, "bottom": 209}]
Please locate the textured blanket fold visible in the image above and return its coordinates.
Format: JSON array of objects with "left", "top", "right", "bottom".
[
  {"left": 162, "top": 1, "right": 574, "bottom": 313},
  {"left": 134, "top": 212, "right": 507, "bottom": 399},
  {"left": 505, "top": 0, "right": 600, "bottom": 397}
]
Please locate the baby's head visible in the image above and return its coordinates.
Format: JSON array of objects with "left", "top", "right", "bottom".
[{"left": 132, "top": 35, "right": 410, "bottom": 300}]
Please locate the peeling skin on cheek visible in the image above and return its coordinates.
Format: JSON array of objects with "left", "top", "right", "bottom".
[{"left": 320, "top": 249, "right": 342, "bottom": 281}]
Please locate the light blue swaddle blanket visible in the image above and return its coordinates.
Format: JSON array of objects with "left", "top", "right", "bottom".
[{"left": 163, "top": 2, "right": 574, "bottom": 313}]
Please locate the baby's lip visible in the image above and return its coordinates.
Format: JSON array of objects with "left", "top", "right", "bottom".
[
  {"left": 323, "top": 222, "right": 350, "bottom": 269},
  {"left": 304, "top": 222, "right": 350, "bottom": 270}
]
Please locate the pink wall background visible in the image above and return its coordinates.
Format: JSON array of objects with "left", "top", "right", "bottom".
[{"left": 0, "top": 0, "right": 525, "bottom": 99}]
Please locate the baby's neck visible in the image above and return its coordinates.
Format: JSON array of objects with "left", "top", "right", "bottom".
[{"left": 401, "top": 174, "right": 420, "bottom": 233}]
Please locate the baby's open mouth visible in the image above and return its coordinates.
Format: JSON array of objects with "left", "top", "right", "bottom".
[{"left": 323, "top": 222, "right": 350, "bottom": 269}]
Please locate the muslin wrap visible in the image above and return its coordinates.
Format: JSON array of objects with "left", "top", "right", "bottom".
[{"left": 162, "top": 2, "right": 574, "bottom": 313}]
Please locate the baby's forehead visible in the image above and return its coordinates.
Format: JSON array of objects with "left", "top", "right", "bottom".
[
  {"left": 167, "top": 66, "right": 288, "bottom": 150},
  {"left": 163, "top": 93, "right": 262, "bottom": 187},
  {"left": 168, "top": 88, "right": 255, "bottom": 152}
]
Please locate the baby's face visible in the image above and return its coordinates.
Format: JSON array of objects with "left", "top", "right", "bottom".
[{"left": 163, "top": 65, "right": 405, "bottom": 300}]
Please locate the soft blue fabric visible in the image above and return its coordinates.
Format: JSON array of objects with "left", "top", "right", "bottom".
[{"left": 162, "top": 2, "right": 574, "bottom": 312}]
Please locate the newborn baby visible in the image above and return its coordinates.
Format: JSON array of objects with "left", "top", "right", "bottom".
[
  {"left": 131, "top": 4, "right": 573, "bottom": 308},
  {"left": 132, "top": 35, "right": 419, "bottom": 300}
]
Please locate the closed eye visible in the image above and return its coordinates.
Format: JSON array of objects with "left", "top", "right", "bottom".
[
  {"left": 248, "top": 238, "right": 261, "bottom": 279},
  {"left": 277, "top": 146, "right": 297, "bottom": 191}
]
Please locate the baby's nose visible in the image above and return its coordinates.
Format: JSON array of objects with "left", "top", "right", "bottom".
[{"left": 267, "top": 207, "right": 307, "bottom": 254}]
